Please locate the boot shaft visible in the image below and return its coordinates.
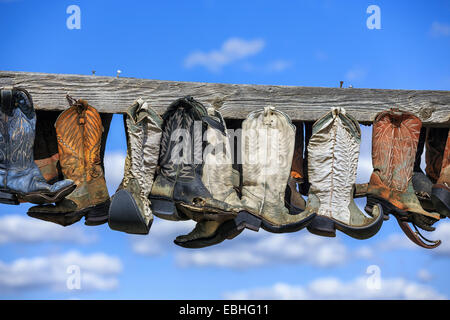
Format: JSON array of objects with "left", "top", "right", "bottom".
[
  {"left": 290, "top": 121, "right": 304, "bottom": 182},
  {"left": 157, "top": 96, "right": 207, "bottom": 182},
  {"left": 55, "top": 97, "right": 109, "bottom": 207},
  {"left": 437, "top": 129, "right": 450, "bottom": 186},
  {"left": 426, "top": 127, "right": 449, "bottom": 184},
  {"left": 241, "top": 106, "right": 295, "bottom": 214},
  {"left": 0, "top": 88, "right": 36, "bottom": 170},
  {"left": 307, "top": 107, "right": 361, "bottom": 224},
  {"left": 123, "top": 99, "right": 162, "bottom": 197},
  {"left": 371, "top": 109, "right": 421, "bottom": 193},
  {"left": 202, "top": 107, "right": 241, "bottom": 207}
]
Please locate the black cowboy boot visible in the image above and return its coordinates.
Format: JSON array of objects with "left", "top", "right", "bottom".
[
  {"left": 412, "top": 127, "right": 435, "bottom": 211},
  {"left": 150, "top": 96, "right": 236, "bottom": 222}
]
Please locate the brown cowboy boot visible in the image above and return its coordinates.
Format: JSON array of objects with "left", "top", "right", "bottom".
[
  {"left": 34, "top": 110, "right": 63, "bottom": 184},
  {"left": 28, "top": 97, "right": 110, "bottom": 226},
  {"left": 365, "top": 109, "right": 441, "bottom": 249},
  {"left": 431, "top": 128, "right": 450, "bottom": 217}
]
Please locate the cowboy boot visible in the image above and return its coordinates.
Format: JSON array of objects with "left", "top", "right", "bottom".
[
  {"left": 238, "top": 106, "right": 315, "bottom": 233},
  {"left": 431, "top": 128, "right": 450, "bottom": 217},
  {"left": 174, "top": 108, "right": 244, "bottom": 248},
  {"left": 411, "top": 127, "right": 435, "bottom": 211},
  {"left": 34, "top": 110, "right": 64, "bottom": 184},
  {"left": 108, "top": 98, "right": 163, "bottom": 234},
  {"left": 0, "top": 88, "right": 75, "bottom": 205},
  {"left": 288, "top": 121, "right": 307, "bottom": 212},
  {"left": 28, "top": 97, "right": 110, "bottom": 226},
  {"left": 365, "top": 109, "right": 441, "bottom": 248},
  {"left": 149, "top": 96, "right": 236, "bottom": 222},
  {"left": 303, "top": 108, "right": 383, "bottom": 239}
]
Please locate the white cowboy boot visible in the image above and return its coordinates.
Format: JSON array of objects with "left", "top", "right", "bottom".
[{"left": 305, "top": 107, "right": 383, "bottom": 239}]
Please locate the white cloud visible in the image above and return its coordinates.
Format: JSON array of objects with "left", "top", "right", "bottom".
[
  {"left": 356, "top": 155, "right": 372, "bottom": 183},
  {"left": 0, "top": 251, "right": 122, "bottom": 293},
  {"left": 0, "top": 215, "right": 96, "bottom": 245},
  {"left": 175, "top": 231, "right": 352, "bottom": 269},
  {"left": 223, "top": 277, "right": 446, "bottom": 300},
  {"left": 345, "top": 67, "right": 367, "bottom": 82},
  {"left": 433, "top": 221, "right": 450, "bottom": 256},
  {"left": 104, "top": 151, "right": 126, "bottom": 192},
  {"left": 184, "top": 38, "right": 265, "bottom": 72},
  {"left": 430, "top": 22, "right": 450, "bottom": 37},
  {"left": 417, "top": 269, "right": 433, "bottom": 282},
  {"left": 131, "top": 218, "right": 196, "bottom": 256},
  {"left": 265, "top": 60, "right": 292, "bottom": 72},
  {"left": 378, "top": 221, "right": 450, "bottom": 255}
]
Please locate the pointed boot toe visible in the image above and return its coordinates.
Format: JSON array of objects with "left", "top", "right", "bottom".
[{"left": 174, "top": 219, "right": 244, "bottom": 249}]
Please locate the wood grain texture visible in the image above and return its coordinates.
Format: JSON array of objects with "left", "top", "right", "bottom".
[{"left": 1, "top": 71, "right": 449, "bottom": 125}]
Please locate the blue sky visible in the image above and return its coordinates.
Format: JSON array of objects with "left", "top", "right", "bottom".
[{"left": 0, "top": 0, "right": 449, "bottom": 299}]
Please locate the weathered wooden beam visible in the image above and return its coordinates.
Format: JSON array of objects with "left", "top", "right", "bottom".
[{"left": 1, "top": 71, "right": 449, "bottom": 125}]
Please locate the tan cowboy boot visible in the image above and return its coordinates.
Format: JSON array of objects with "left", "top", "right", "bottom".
[
  {"left": 238, "top": 106, "right": 315, "bottom": 233},
  {"left": 304, "top": 108, "right": 383, "bottom": 239},
  {"left": 28, "top": 97, "right": 110, "bottom": 226},
  {"left": 108, "top": 98, "right": 163, "bottom": 234},
  {"left": 175, "top": 108, "right": 244, "bottom": 248},
  {"left": 365, "top": 109, "right": 441, "bottom": 248},
  {"left": 431, "top": 128, "right": 450, "bottom": 217}
]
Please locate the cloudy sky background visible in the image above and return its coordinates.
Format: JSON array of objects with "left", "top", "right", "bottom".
[{"left": 0, "top": 0, "right": 450, "bottom": 299}]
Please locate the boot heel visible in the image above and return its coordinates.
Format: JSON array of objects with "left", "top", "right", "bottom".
[
  {"left": 150, "top": 198, "right": 182, "bottom": 221},
  {"left": 85, "top": 200, "right": 110, "bottom": 226},
  {"left": 235, "top": 211, "right": 261, "bottom": 232},
  {"left": 307, "top": 215, "right": 336, "bottom": 237},
  {"left": 0, "top": 191, "right": 19, "bottom": 205},
  {"left": 431, "top": 186, "right": 450, "bottom": 218},
  {"left": 108, "top": 190, "right": 151, "bottom": 234},
  {"left": 364, "top": 195, "right": 378, "bottom": 214}
]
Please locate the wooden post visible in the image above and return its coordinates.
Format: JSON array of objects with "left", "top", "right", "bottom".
[{"left": 1, "top": 71, "right": 449, "bottom": 125}]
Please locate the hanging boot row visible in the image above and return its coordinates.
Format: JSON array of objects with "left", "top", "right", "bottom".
[{"left": 1, "top": 87, "right": 448, "bottom": 250}]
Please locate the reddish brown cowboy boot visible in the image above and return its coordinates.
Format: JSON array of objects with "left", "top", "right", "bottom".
[
  {"left": 365, "top": 109, "right": 441, "bottom": 249},
  {"left": 431, "top": 128, "right": 450, "bottom": 217}
]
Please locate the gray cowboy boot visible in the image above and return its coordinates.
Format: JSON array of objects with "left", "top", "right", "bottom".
[
  {"left": 149, "top": 96, "right": 236, "bottom": 222},
  {"left": 108, "top": 98, "right": 163, "bottom": 234},
  {"left": 174, "top": 108, "right": 244, "bottom": 248},
  {"left": 238, "top": 106, "right": 315, "bottom": 233},
  {"left": 304, "top": 107, "right": 384, "bottom": 239},
  {"left": 0, "top": 87, "right": 75, "bottom": 205}
]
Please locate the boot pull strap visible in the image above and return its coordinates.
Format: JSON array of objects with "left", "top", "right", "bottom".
[
  {"left": 66, "top": 94, "right": 87, "bottom": 125},
  {"left": 263, "top": 106, "right": 276, "bottom": 126}
]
